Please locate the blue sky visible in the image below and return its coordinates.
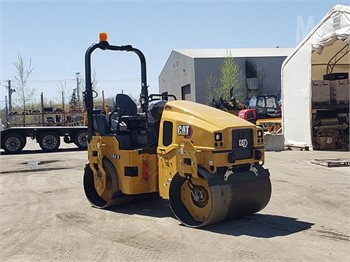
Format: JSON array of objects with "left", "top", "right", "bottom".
[{"left": 1, "top": 0, "right": 349, "bottom": 107}]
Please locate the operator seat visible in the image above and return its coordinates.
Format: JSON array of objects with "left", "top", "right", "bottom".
[
  {"left": 114, "top": 94, "right": 153, "bottom": 150},
  {"left": 115, "top": 94, "right": 146, "bottom": 130}
]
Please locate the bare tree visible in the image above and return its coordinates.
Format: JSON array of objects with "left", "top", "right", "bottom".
[
  {"left": 56, "top": 80, "right": 70, "bottom": 111},
  {"left": 204, "top": 74, "right": 219, "bottom": 105},
  {"left": 13, "top": 53, "right": 35, "bottom": 125}
]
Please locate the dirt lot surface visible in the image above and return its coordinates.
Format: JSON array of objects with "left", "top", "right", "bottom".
[{"left": 0, "top": 139, "right": 349, "bottom": 262}]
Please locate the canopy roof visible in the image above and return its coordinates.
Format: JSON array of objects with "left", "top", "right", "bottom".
[
  {"left": 282, "top": 5, "right": 350, "bottom": 148},
  {"left": 312, "top": 5, "right": 350, "bottom": 53}
]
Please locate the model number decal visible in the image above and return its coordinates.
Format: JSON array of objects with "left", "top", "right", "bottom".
[
  {"left": 177, "top": 125, "right": 193, "bottom": 138},
  {"left": 111, "top": 154, "right": 120, "bottom": 159}
]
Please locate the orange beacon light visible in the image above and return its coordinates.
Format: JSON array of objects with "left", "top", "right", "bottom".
[{"left": 99, "top": 32, "right": 108, "bottom": 42}]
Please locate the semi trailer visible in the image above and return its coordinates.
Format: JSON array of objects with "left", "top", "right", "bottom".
[{"left": 0, "top": 121, "right": 87, "bottom": 153}]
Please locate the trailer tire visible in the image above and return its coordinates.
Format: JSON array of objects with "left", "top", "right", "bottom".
[
  {"left": 74, "top": 130, "right": 88, "bottom": 150},
  {"left": 2, "top": 133, "right": 26, "bottom": 154},
  {"left": 39, "top": 132, "right": 60, "bottom": 152}
]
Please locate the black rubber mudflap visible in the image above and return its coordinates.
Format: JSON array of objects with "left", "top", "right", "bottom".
[{"left": 169, "top": 166, "right": 272, "bottom": 228}]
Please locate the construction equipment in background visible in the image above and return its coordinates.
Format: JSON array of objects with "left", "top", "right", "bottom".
[
  {"left": 83, "top": 33, "right": 271, "bottom": 228},
  {"left": 210, "top": 87, "right": 247, "bottom": 115},
  {"left": 246, "top": 95, "right": 281, "bottom": 119},
  {"left": 238, "top": 95, "right": 282, "bottom": 133},
  {"left": 312, "top": 64, "right": 349, "bottom": 150},
  {"left": 312, "top": 111, "right": 349, "bottom": 150}
]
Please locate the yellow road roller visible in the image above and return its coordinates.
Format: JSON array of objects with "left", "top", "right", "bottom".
[{"left": 83, "top": 33, "right": 271, "bottom": 228}]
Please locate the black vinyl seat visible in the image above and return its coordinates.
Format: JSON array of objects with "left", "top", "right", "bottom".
[
  {"left": 116, "top": 93, "right": 137, "bottom": 116},
  {"left": 115, "top": 94, "right": 146, "bottom": 129},
  {"left": 114, "top": 93, "right": 152, "bottom": 150}
]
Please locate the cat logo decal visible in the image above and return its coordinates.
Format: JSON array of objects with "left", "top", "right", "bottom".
[{"left": 177, "top": 125, "right": 193, "bottom": 138}]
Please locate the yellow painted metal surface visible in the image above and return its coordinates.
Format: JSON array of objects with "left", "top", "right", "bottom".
[
  {"left": 88, "top": 136, "right": 158, "bottom": 196},
  {"left": 180, "top": 177, "right": 212, "bottom": 223},
  {"left": 157, "top": 100, "right": 265, "bottom": 199},
  {"left": 87, "top": 100, "right": 266, "bottom": 201},
  {"left": 256, "top": 117, "right": 282, "bottom": 125},
  {"left": 157, "top": 147, "right": 177, "bottom": 199},
  {"left": 256, "top": 117, "right": 282, "bottom": 133}
]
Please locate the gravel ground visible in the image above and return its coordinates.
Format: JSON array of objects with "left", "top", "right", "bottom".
[{"left": 0, "top": 139, "right": 349, "bottom": 261}]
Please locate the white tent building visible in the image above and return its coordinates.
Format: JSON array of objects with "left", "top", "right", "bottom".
[{"left": 282, "top": 5, "right": 350, "bottom": 149}]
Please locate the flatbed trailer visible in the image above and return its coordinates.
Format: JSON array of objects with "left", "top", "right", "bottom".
[{"left": 0, "top": 126, "right": 87, "bottom": 154}]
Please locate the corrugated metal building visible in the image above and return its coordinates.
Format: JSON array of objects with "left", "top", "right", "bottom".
[{"left": 159, "top": 48, "right": 293, "bottom": 104}]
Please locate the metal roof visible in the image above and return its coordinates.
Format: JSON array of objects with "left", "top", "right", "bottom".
[{"left": 174, "top": 48, "right": 294, "bottom": 58}]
